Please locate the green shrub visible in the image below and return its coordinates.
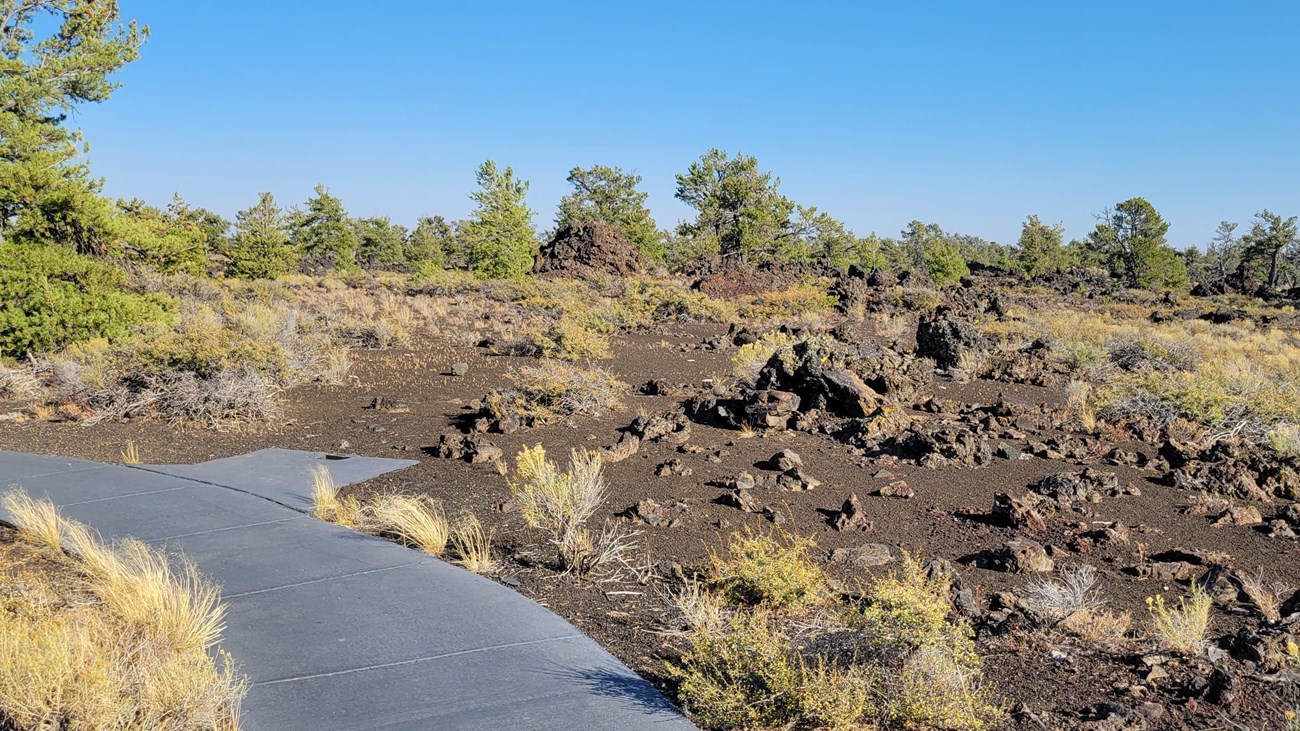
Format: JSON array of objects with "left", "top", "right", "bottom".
[
  {"left": 527, "top": 316, "right": 612, "bottom": 361},
  {"left": 0, "top": 244, "right": 173, "bottom": 359},
  {"left": 670, "top": 551, "right": 1001, "bottom": 731},
  {"left": 709, "top": 528, "right": 827, "bottom": 610},
  {"left": 922, "top": 239, "right": 970, "bottom": 286},
  {"left": 671, "top": 612, "right": 874, "bottom": 731}
]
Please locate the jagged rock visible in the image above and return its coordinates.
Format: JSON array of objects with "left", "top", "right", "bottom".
[
  {"left": 830, "top": 543, "right": 894, "bottom": 568},
  {"left": 1213, "top": 504, "right": 1263, "bottom": 527},
  {"left": 1228, "top": 628, "right": 1294, "bottom": 672},
  {"left": 365, "top": 396, "right": 410, "bottom": 413},
  {"left": 996, "top": 443, "right": 1023, "bottom": 460},
  {"left": 830, "top": 493, "right": 871, "bottom": 531},
  {"left": 877, "top": 480, "right": 913, "bottom": 499},
  {"left": 992, "top": 492, "right": 1048, "bottom": 531},
  {"left": 628, "top": 414, "right": 686, "bottom": 442},
  {"left": 621, "top": 494, "right": 670, "bottom": 522},
  {"left": 1033, "top": 469, "right": 1138, "bottom": 505},
  {"left": 743, "top": 389, "right": 801, "bottom": 430},
  {"left": 888, "top": 423, "right": 993, "bottom": 468},
  {"left": 1164, "top": 438, "right": 1300, "bottom": 501},
  {"left": 655, "top": 458, "right": 692, "bottom": 477},
  {"left": 770, "top": 449, "right": 803, "bottom": 471},
  {"left": 467, "top": 439, "right": 503, "bottom": 465},
  {"left": 997, "top": 538, "right": 1054, "bottom": 573},
  {"left": 732, "top": 472, "right": 756, "bottom": 491},
  {"left": 778, "top": 468, "right": 820, "bottom": 491},
  {"left": 639, "top": 379, "right": 676, "bottom": 396},
  {"left": 600, "top": 433, "right": 641, "bottom": 463},
  {"left": 754, "top": 338, "right": 882, "bottom": 418},
  {"left": 1266, "top": 519, "right": 1297, "bottom": 539},
  {"left": 433, "top": 434, "right": 502, "bottom": 465},
  {"left": 916, "top": 307, "right": 987, "bottom": 370},
  {"left": 718, "top": 489, "right": 761, "bottom": 513},
  {"left": 534, "top": 218, "right": 643, "bottom": 277}
]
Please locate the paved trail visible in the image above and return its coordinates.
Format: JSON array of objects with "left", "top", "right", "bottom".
[{"left": 0, "top": 448, "right": 695, "bottom": 731}]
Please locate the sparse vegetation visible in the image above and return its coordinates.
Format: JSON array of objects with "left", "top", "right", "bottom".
[
  {"left": 310, "top": 465, "right": 363, "bottom": 527},
  {"left": 509, "top": 445, "right": 637, "bottom": 577},
  {"left": 1146, "top": 583, "right": 1213, "bottom": 655},
  {"left": 484, "top": 361, "right": 626, "bottom": 422},
  {"left": 0, "top": 493, "right": 243, "bottom": 730},
  {"left": 672, "top": 548, "right": 999, "bottom": 730}
]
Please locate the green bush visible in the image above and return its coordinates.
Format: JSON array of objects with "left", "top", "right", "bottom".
[
  {"left": 709, "top": 528, "right": 827, "bottom": 610},
  {"left": 671, "top": 612, "right": 874, "bottom": 731},
  {"left": 0, "top": 244, "right": 173, "bottom": 358},
  {"left": 922, "top": 239, "right": 970, "bottom": 286}
]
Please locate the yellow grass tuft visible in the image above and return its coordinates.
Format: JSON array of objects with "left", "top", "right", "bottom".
[
  {"left": 1146, "top": 582, "right": 1212, "bottom": 655},
  {"left": 366, "top": 494, "right": 450, "bottom": 557},
  {"left": 3, "top": 490, "right": 65, "bottom": 552},
  {"left": 450, "top": 514, "right": 495, "bottom": 574},
  {"left": 309, "top": 465, "right": 363, "bottom": 527},
  {"left": 0, "top": 491, "right": 244, "bottom": 729},
  {"left": 121, "top": 440, "right": 141, "bottom": 464}
]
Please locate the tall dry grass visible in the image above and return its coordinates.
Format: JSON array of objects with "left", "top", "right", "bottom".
[{"left": 0, "top": 491, "right": 244, "bottom": 730}]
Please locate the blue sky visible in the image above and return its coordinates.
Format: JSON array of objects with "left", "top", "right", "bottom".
[{"left": 77, "top": 1, "right": 1300, "bottom": 247}]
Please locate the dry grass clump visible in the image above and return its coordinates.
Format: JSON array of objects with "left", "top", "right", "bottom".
[
  {"left": 872, "top": 312, "right": 909, "bottom": 341},
  {"left": 2, "top": 491, "right": 65, "bottom": 552},
  {"left": 0, "top": 493, "right": 243, "bottom": 730},
  {"left": 671, "top": 548, "right": 1001, "bottom": 730},
  {"left": 364, "top": 494, "right": 450, "bottom": 557},
  {"left": 1024, "top": 565, "right": 1132, "bottom": 647},
  {"left": 1237, "top": 569, "right": 1288, "bottom": 623},
  {"left": 1024, "top": 565, "right": 1105, "bottom": 623},
  {"left": 120, "top": 439, "right": 141, "bottom": 464},
  {"left": 484, "top": 361, "right": 626, "bottom": 422},
  {"left": 618, "top": 278, "right": 735, "bottom": 325},
  {"left": 708, "top": 528, "right": 827, "bottom": 610},
  {"left": 510, "top": 445, "right": 637, "bottom": 577},
  {"left": 1146, "top": 582, "right": 1213, "bottom": 655},
  {"left": 450, "top": 514, "right": 495, "bottom": 573},
  {"left": 519, "top": 316, "right": 612, "bottom": 361},
  {"left": 736, "top": 279, "right": 838, "bottom": 322},
  {"left": 309, "top": 465, "right": 363, "bottom": 528}
]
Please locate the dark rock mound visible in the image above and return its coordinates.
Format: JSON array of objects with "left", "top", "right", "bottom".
[
  {"left": 534, "top": 219, "right": 643, "bottom": 278},
  {"left": 916, "top": 306, "right": 988, "bottom": 371}
]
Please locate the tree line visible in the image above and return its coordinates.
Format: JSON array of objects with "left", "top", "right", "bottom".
[{"left": 2, "top": 2, "right": 1297, "bottom": 293}]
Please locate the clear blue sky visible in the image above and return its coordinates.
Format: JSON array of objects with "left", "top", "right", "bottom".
[{"left": 77, "top": 1, "right": 1300, "bottom": 247}]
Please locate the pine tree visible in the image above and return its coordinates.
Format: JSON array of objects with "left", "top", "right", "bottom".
[
  {"left": 289, "top": 184, "right": 358, "bottom": 271},
  {"left": 226, "top": 192, "right": 296, "bottom": 279},
  {"left": 1086, "top": 198, "right": 1188, "bottom": 290},
  {"left": 0, "top": 1, "right": 147, "bottom": 252},
  {"left": 462, "top": 160, "right": 536, "bottom": 279},
  {"left": 557, "top": 165, "right": 663, "bottom": 262},
  {"left": 1016, "top": 215, "right": 1066, "bottom": 278}
]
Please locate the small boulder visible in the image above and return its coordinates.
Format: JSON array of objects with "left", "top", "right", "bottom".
[
  {"left": 878, "top": 480, "right": 913, "bottom": 499},
  {"left": 830, "top": 543, "right": 894, "bottom": 568},
  {"left": 998, "top": 538, "right": 1054, "bottom": 573},
  {"left": 770, "top": 449, "right": 803, "bottom": 471},
  {"left": 830, "top": 494, "right": 872, "bottom": 532}
]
